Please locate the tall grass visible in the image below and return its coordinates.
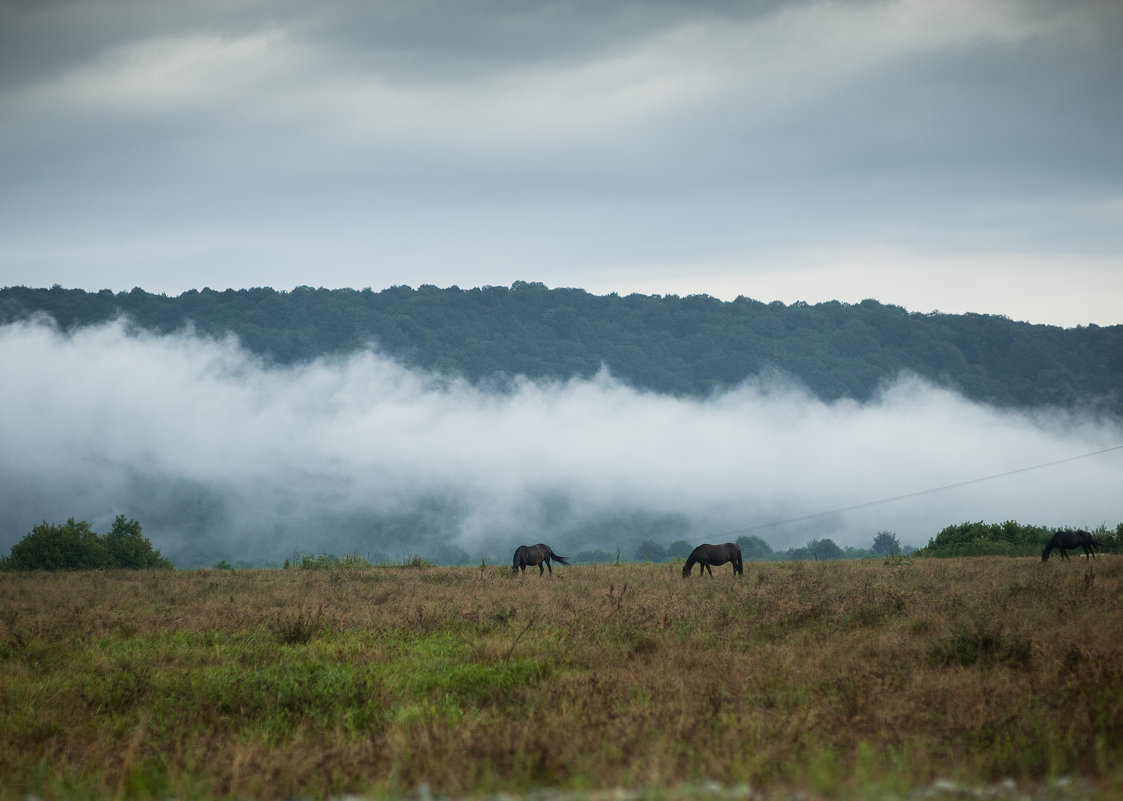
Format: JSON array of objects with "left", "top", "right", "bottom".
[{"left": 1, "top": 557, "right": 1121, "bottom": 800}]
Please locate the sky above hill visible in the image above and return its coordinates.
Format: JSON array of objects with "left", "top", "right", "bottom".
[{"left": 2, "top": 0, "right": 1122, "bottom": 327}]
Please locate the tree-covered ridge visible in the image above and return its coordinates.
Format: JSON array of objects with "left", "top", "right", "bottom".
[{"left": 2, "top": 282, "right": 1121, "bottom": 414}]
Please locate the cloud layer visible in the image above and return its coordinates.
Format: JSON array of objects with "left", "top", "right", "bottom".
[{"left": 3, "top": 318, "right": 1120, "bottom": 565}]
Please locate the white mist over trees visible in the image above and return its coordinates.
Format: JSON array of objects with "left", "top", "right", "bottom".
[
  {"left": 4, "top": 285, "right": 1122, "bottom": 415},
  {"left": 2, "top": 316, "right": 1120, "bottom": 566}
]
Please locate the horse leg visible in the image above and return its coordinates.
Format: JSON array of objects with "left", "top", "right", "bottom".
[
  {"left": 546, "top": 559, "right": 553, "bottom": 576},
  {"left": 538, "top": 561, "right": 545, "bottom": 576},
  {"left": 705, "top": 564, "right": 714, "bottom": 578}
]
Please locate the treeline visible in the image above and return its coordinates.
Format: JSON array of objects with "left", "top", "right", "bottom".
[
  {"left": 0, "top": 516, "right": 171, "bottom": 570},
  {"left": 588, "top": 530, "right": 910, "bottom": 564},
  {"left": 917, "top": 520, "right": 1123, "bottom": 558},
  {"left": 0, "top": 520, "right": 907, "bottom": 570},
  {"left": 9, "top": 516, "right": 1119, "bottom": 569},
  {"left": 183, "top": 522, "right": 1123, "bottom": 567},
  {"left": 2, "top": 283, "right": 1121, "bottom": 413},
  {"left": 271, "top": 533, "right": 905, "bottom": 569}
]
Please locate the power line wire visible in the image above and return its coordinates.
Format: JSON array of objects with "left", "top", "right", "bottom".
[{"left": 720, "top": 443, "right": 1123, "bottom": 537}]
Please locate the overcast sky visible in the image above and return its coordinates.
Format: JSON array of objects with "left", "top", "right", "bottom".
[{"left": 2, "top": 0, "right": 1121, "bottom": 326}]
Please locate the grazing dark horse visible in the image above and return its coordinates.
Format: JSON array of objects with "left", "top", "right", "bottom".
[
  {"left": 512, "top": 544, "right": 571, "bottom": 576},
  {"left": 1042, "top": 529, "right": 1101, "bottom": 562},
  {"left": 682, "top": 542, "right": 743, "bottom": 577}
]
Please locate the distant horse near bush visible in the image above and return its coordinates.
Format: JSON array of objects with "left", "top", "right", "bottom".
[
  {"left": 683, "top": 542, "right": 743, "bottom": 577},
  {"left": 1041, "top": 529, "right": 1101, "bottom": 562},
  {"left": 512, "top": 544, "right": 571, "bottom": 576}
]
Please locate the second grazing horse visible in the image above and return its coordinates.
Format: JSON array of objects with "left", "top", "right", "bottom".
[
  {"left": 512, "top": 544, "right": 571, "bottom": 576},
  {"left": 682, "top": 543, "right": 743, "bottom": 577}
]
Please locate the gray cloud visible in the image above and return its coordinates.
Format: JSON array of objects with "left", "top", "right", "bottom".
[
  {"left": 3, "top": 318, "right": 1120, "bottom": 566},
  {"left": 1, "top": 2, "right": 1122, "bottom": 326}
]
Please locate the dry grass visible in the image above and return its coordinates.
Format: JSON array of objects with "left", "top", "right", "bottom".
[{"left": 1, "top": 557, "right": 1121, "bottom": 800}]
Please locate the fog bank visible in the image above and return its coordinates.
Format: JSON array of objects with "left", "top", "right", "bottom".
[{"left": 2, "top": 318, "right": 1120, "bottom": 565}]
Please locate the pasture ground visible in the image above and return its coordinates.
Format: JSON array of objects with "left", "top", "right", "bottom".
[{"left": 1, "top": 556, "right": 1121, "bottom": 800}]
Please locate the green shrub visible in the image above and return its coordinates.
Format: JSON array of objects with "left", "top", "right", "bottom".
[
  {"left": 919, "top": 520, "right": 1053, "bottom": 557},
  {"left": 1, "top": 516, "right": 170, "bottom": 570},
  {"left": 103, "top": 515, "right": 172, "bottom": 568}
]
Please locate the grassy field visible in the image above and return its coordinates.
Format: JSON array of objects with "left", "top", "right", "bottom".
[{"left": 1, "top": 556, "right": 1121, "bottom": 800}]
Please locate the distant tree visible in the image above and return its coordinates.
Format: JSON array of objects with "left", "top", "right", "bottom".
[
  {"left": 104, "top": 515, "right": 172, "bottom": 568},
  {"left": 2, "top": 519, "right": 105, "bottom": 570},
  {"left": 634, "top": 540, "right": 667, "bottom": 562},
  {"left": 736, "top": 535, "right": 775, "bottom": 561},
  {"left": 870, "top": 531, "right": 901, "bottom": 557},
  {"left": 1, "top": 517, "right": 170, "bottom": 571},
  {"left": 665, "top": 540, "right": 693, "bottom": 560},
  {"left": 1098, "top": 523, "right": 1123, "bottom": 552},
  {"left": 807, "top": 538, "right": 845, "bottom": 561},
  {"left": 299, "top": 552, "right": 340, "bottom": 569}
]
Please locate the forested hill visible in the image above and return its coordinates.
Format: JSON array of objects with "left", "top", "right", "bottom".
[{"left": 3, "top": 282, "right": 1121, "bottom": 415}]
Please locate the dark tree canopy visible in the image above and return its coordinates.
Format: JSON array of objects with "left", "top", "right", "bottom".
[
  {"left": 2, "top": 283, "right": 1120, "bottom": 416},
  {"left": 634, "top": 540, "right": 668, "bottom": 563},
  {"left": 915, "top": 520, "right": 1122, "bottom": 557},
  {"left": 1, "top": 516, "right": 172, "bottom": 570},
  {"left": 735, "top": 535, "right": 775, "bottom": 561},
  {"left": 870, "top": 531, "right": 901, "bottom": 557}
]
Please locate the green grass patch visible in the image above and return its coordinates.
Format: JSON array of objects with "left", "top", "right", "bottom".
[{"left": 2, "top": 560, "right": 1123, "bottom": 800}]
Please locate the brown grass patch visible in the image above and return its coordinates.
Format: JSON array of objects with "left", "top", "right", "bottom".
[{"left": 1, "top": 557, "right": 1122, "bottom": 799}]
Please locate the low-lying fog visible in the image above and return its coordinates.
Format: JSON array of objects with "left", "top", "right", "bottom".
[{"left": 2, "top": 318, "right": 1120, "bottom": 566}]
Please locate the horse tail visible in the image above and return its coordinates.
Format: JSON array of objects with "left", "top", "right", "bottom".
[
  {"left": 548, "top": 548, "right": 571, "bottom": 566},
  {"left": 1081, "top": 531, "right": 1101, "bottom": 558}
]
